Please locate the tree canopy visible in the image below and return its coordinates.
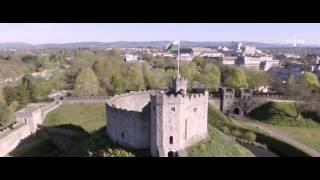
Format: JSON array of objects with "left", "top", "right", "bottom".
[
  {"left": 73, "top": 68, "right": 100, "bottom": 96},
  {"left": 224, "top": 67, "right": 248, "bottom": 88}
]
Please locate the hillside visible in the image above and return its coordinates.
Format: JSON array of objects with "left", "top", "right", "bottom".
[
  {"left": 188, "top": 125, "right": 254, "bottom": 157},
  {"left": 1, "top": 41, "right": 318, "bottom": 50},
  {"left": 249, "top": 102, "right": 320, "bottom": 127}
]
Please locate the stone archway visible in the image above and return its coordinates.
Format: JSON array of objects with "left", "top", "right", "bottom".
[
  {"left": 168, "top": 151, "right": 174, "bottom": 157},
  {"left": 233, "top": 108, "right": 240, "bottom": 115}
]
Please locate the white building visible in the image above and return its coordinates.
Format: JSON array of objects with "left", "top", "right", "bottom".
[
  {"left": 242, "top": 46, "right": 256, "bottom": 56},
  {"left": 125, "top": 54, "right": 142, "bottom": 62},
  {"left": 260, "top": 59, "right": 280, "bottom": 71},
  {"left": 236, "top": 55, "right": 277, "bottom": 70},
  {"left": 221, "top": 56, "right": 237, "bottom": 65},
  {"left": 201, "top": 52, "right": 224, "bottom": 58},
  {"left": 230, "top": 42, "right": 243, "bottom": 52},
  {"left": 180, "top": 54, "right": 194, "bottom": 62},
  {"left": 192, "top": 47, "right": 216, "bottom": 56}
]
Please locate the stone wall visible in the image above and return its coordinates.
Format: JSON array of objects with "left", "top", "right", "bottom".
[
  {"left": 62, "top": 96, "right": 109, "bottom": 104},
  {"left": 150, "top": 91, "right": 209, "bottom": 157},
  {"left": 0, "top": 123, "right": 31, "bottom": 156},
  {"left": 0, "top": 95, "right": 112, "bottom": 157},
  {"left": 0, "top": 101, "right": 61, "bottom": 156},
  {"left": 106, "top": 91, "right": 152, "bottom": 149},
  {"left": 37, "top": 125, "right": 87, "bottom": 151}
]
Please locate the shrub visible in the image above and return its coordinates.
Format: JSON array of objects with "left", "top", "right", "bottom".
[
  {"left": 221, "top": 126, "right": 231, "bottom": 135},
  {"left": 242, "top": 131, "right": 257, "bottom": 141},
  {"left": 231, "top": 129, "right": 242, "bottom": 137}
]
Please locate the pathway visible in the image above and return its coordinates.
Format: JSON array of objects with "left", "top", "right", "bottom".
[{"left": 231, "top": 115, "right": 320, "bottom": 157}]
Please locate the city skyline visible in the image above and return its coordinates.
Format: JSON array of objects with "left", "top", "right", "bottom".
[{"left": 0, "top": 23, "right": 319, "bottom": 45}]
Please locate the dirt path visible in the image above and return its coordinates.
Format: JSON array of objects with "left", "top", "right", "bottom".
[{"left": 232, "top": 115, "right": 320, "bottom": 157}]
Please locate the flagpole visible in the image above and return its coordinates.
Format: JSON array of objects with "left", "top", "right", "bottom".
[{"left": 178, "top": 41, "right": 180, "bottom": 78}]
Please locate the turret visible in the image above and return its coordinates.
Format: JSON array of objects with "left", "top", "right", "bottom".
[{"left": 169, "top": 76, "right": 188, "bottom": 95}]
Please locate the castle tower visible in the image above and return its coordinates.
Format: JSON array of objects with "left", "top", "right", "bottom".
[
  {"left": 170, "top": 76, "right": 188, "bottom": 95},
  {"left": 150, "top": 76, "right": 208, "bottom": 157}
]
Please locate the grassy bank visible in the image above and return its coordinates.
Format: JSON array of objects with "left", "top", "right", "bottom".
[
  {"left": 188, "top": 125, "right": 254, "bottom": 157},
  {"left": 275, "top": 126, "right": 320, "bottom": 152},
  {"left": 43, "top": 103, "right": 106, "bottom": 134},
  {"left": 9, "top": 135, "right": 60, "bottom": 157},
  {"left": 207, "top": 104, "right": 310, "bottom": 157},
  {"left": 249, "top": 102, "right": 320, "bottom": 127}
]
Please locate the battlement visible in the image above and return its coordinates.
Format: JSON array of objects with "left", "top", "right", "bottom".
[
  {"left": 107, "top": 90, "right": 153, "bottom": 112},
  {"left": 252, "top": 93, "right": 284, "bottom": 99},
  {"left": 170, "top": 76, "right": 188, "bottom": 95},
  {"left": 151, "top": 91, "right": 208, "bottom": 105}
]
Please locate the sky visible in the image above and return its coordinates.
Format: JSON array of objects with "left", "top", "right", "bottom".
[{"left": 0, "top": 23, "right": 319, "bottom": 45}]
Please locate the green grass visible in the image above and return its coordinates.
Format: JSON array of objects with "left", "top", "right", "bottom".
[
  {"left": 62, "top": 127, "right": 150, "bottom": 157},
  {"left": 188, "top": 104, "right": 254, "bottom": 157},
  {"left": 188, "top": 125, "right": 254, "bottom": 157},
  {"left": 249, "top": 102, "right": 320, "bottom": 127},
  {"left": 9, "top": 135, "right": 60, "bottom": 157},
  {"left": 207, "top": 104, "right": 310, "bottom": 157},
  {"left": 43, "top": 103, "right": 106, "bottom": 134},
  {"left": 275, "top": 126, "right": 320, "bottom": 152}
]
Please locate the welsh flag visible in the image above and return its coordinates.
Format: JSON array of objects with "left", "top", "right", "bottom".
[{"left": 166, "top": 41, "right": 179, "bottom": 51}]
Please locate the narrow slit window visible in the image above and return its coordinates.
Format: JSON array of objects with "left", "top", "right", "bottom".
[{"left": 170, "top": 136, "right": 173, "bottom": 144}]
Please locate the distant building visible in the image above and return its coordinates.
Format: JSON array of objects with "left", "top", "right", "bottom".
[
  {"left": 242, "top": 46, "right": 256, "bottom": 56},
  {"left": 180, "top": 53, "right": 194, "bottom": 62},
  {"left": 125, "top": 54, "right": 143, "bottom": 62},
  {"left": 192, "top": 47, "right": 215, "bottom": 56},
  {"left": 230, "top": 42, "right": 243, "bottom": 52},
  {"left": 220, "top": 56, "right": 237, "bottom": 65},
  {"left": 200, "top": 52, "right": 224, "bottom": 58},
  {"left": 260, "top": 59, "right": 280, "bottom": 71},
  {"left": 236, "top": 55, "right": 277, "bottom": 70},
  {"left": 269, "top": 66, "right": 303, "bottom": 81}
]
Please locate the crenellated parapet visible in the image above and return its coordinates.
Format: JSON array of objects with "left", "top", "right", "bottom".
[
  {"left": 107, "top": 90, "right": 153, "bottom": 112},
  {"left": 151, "top": 90, "right": 208, "bottom": 105}
]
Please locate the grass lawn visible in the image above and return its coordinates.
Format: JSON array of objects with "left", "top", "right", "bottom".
[
  {"left": 249, "top": 102, "right": 320, "bottom": 127},
  {"left": 275, "top": 126, "right": 320, "bottom": 152},
  {"left": 9, "top": 135, "right": 60, "bottom": 157},
  {"left": 43, "top": 103, "right": 106, "bottom": 134},
  {"left": 188, "top": 125, "right": 254, "bottom": 157},
  {"left": 188, "top": 104, "right": 255, "bottom": 157}
]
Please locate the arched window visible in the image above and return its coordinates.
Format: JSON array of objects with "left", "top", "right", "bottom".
[
  {"left": 121, "top": 132, "right": 125, "bottom": 138},
  {"left": 170, "top": 136, "right": 173, "bottom": 144}
]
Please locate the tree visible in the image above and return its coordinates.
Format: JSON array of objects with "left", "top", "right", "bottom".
[
  {"left": 31, "top": 80, "right": 49, "bottom": 102},
  {"left": 164, "top": 59, "right": 177, "bottom": 70},
  {"left": 111, "top": 72, "right": 126, "bottom": 93},
  {"left": 73, "top": 67, "right": 100, "bottom": 96},
  {"left": 0, "top": 102, "right": 10, "bottom": 125},
  {"left": 126, "top": 64, "right": 145, "bottom": 91},
  {"left": 0, "top": 101, "right": 18, "bottom": 125},
  {"left": 300, "top": 72, "right": 320, "bottom": 92},
  {"left": 192, "top": 56, "right": 205, "bottom": 67},
  {"left": 247, "top": 70, "right": 268, "bottom": 88},
  {"left": 224, "top": 67, "right": 248, "bottom": 88},
  {"left": 48, "top": 70, "right": 67, "bottom": 91},
  {"left": 0, "top": 86, "right": 4, "bottom": 103},
  {"left": 153, "top": 57, "right": 164, "bottom": 69},
  {"left": 144, "top": 68, "right": 167, "bottom": 89},
  {"left": 287, "top": 73, "right": 296, "bottom": 85},
  {"left": 192, "top": 62, "right": 221, "bottom": 91},
  {"left": 21, "top": 55, "right": 41, "bottom": 69}
]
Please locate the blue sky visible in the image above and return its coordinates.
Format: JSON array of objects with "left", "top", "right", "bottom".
[{"left": 0, "top": 23, "right": 319, "bottom": 45}]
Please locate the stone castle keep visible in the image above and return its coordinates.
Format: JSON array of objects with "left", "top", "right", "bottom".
[{"left": 106, "top": 76, "right": 208, "bottom": 157}]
